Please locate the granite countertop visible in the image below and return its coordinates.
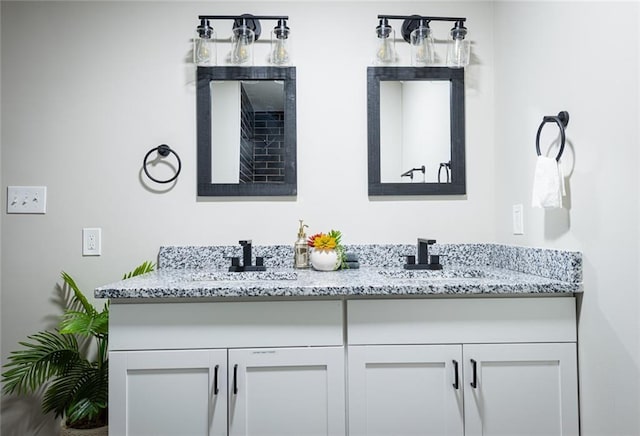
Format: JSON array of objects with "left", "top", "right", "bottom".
[
  {"left": 95, "top": 265, "right": 581, "bottom": 300},
  {"left": 95, "top": 243, "right": 583, "bottom": 300}
]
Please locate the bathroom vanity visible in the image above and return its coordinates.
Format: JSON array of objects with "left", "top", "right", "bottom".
[{"left": 97, "top": 244, "right": 582, "bottom": 436}]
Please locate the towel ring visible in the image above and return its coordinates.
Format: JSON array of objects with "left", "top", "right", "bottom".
[
  {"left": 143, "top": 144, "right": 182, "bottom": 184},
  {"left": 536, "top": 111, "right": 570, "bottom": 161}
]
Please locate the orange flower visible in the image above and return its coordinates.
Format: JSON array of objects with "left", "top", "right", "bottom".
[
  {"left": 313, "top": 234, "right": 337, "bottom": 250},
  {"left": 307, "top": 233, "right": 322, "bottom": 247}
]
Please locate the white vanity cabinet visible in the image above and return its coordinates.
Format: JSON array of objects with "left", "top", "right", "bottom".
[
  {"left": 108, "top": 296, "right": 579, "bottom": 436},
  {"left": 110, "top": 349, "right": 228, "bottom": 436},
  {"left": 108, "top": 300, "right": 346, "bottom": 436},
  {"left": 348, "top": 344, "right": 464, "bottom": 436},
  {"left": 462, "top": 342, "right": 578, "bottom": 436},
  {"left": 228, "top": 347, "right": 345, "bottom": 436},
  {"left": 347, "top": 297, "right": 579, "bottom": 436}
]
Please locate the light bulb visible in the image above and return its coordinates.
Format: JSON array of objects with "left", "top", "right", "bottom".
[
  {"left": 194, "top": 38, "right": 214, "bottom": 65},
  {"left": 193, "top": 19, "right": 216, "bottom": 66},
  {"left": 271, "top": 38, "right": 289, "bottom": 65},
  {"left": 376, "top": 38, "right": 396, "bottom": 64},
  {"left": 410, "top": 24, "right": 435, "bottom": 66},
  {"left": 269, "top": 20, "right": 290, "bottom": 66},
  {"left": 446, "top": 21, "right": 470, "bottom": 68},
  {"left": 375, "top": 18, "right": 396, "bottom": 65},
  {"left": 230, "top": 26, "right": 254, "bottom": 65}
]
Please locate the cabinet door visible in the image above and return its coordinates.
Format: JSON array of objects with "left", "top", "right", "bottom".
[
  {"left": 348, "top": 345, "right": 464, "bottom": 436},
  {"left": 228, "top": 347, "right": 345, "bottom": 436},
  {"left": 463, "top": 343, "right": 579, "bottom": 436},
  {"left": 110, "top": 349, "right": 227, "bottom": 436}
]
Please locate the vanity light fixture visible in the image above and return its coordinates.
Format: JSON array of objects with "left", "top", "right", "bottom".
[
  {"left": 375, "top": 15, "right": 469, "bottom": 67},
  {"left": 230, "top": 16, "right": 258, "bottom": 65},
  {"left": 446, "top": 20, "right": 470, "bottom": 68},
  {"left": 270, "top": 19, "right": 291, "bottom": 65},
  {"left": 408, "top": 18, "right": 435, "bottom": 66},
  {"left": 375, "top": 18, "right": 397, "bottom": 65},
  {"left": 194, "top": 19, "right": 216, "bottom": 66},
  {"left": 195, "top": 14, "right": 291, "bottom": 66}
]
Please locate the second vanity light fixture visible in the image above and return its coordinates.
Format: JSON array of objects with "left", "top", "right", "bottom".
[
  {"left": 194, "top": 14, "right": 291, "bottom": 66},
  {"left": 375, "top": 15, "right": 469, "bottom": 67}
]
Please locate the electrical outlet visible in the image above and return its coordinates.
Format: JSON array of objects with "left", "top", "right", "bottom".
[
  {"left": 7, "top": 186, "right": 47, "bottom": 214},
  {"left": 512, "top": 204, "right": 524, "bottom": 235},
  {"left": 83, "top": 228, "right": 102, "bottom": 256}
]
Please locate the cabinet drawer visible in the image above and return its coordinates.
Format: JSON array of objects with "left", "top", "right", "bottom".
[
  {"left": 111, "top": 300, "right": 343, "bottom": 350},
  {"left": 348, "top": 297, "right": 576, "bottom": 345}
]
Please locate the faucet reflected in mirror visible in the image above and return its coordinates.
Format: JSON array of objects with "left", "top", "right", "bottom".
[{"left": 368, "top": 66, "right": 466, "bottom": 196}]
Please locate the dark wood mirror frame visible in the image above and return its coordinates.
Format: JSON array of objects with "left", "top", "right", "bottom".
[
  {"left": 197, "top": 66, "right": 297, "bottom": 197},
  {"left": 367, "top": 67, "right": 466, "bottom": 196}
]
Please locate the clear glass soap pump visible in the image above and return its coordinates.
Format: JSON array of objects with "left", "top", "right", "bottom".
[{"left": 294, "top": 219, "right": 309, "bottom": 269}]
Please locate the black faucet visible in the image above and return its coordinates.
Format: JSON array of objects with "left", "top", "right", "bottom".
[
  {"left": 404, "top": 238, "right": 442, "bottom": 270},
  {"left": 229, "top": 240, "right": 266, "bottom": 272}
]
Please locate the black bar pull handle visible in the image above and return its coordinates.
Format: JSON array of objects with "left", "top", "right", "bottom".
[
  {"left": 213, "top": 364, "right": 219, "bottom": 395},
  {"left": 452, "top": 360, "right": 459, "bottom": 390},
  {"left": 233, "top": 364, "right": 239, "bottom": 395},
  {"left": 470, "top": 359, "right": 478, "bottom": 388}
]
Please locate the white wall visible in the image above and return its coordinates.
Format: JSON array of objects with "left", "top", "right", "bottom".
[
  {"left": 0, "top": 1, "right": 495, "bottom": 433},
  {"left": 493, "top": 2, "right": 640, "bottom": 435}
]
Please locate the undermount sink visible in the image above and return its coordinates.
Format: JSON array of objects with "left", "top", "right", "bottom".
[
  {"left": 191, "top": 271, "right": 298, "bottom": 281},
  {"left": 377, "top": 268, "right": 493, "bottom": 280}
]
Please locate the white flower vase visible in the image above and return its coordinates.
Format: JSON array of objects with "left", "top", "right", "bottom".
[{"left": 309, "top": 249, "right": 340, "bottom": 271}]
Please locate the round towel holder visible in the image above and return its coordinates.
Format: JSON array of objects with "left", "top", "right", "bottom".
[
  {"left": 536, "top": 111, "right": 569, "bottom": 162},
  {"left": 143, "top": 144, "right": 182, "bottom": 184}
]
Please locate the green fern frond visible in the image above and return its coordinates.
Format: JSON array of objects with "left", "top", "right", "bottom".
[
  {"left": 43, "top": 360, "right": 94, "bottom": 419},
  {"left": 59, "top": 310, "right": 108, "bottom": 338},
  {"left": 61, "top": 272, "right": 97, "bottom": 317},
  {"left": 1, "top": 331, "right": 81, "bottom": 395},
  {"left": 122, "top": 261, "right": 155, "bottom": 280}
]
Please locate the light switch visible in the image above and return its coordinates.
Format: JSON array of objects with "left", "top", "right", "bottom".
[
  {"left": 512, "top": 204, "right": 524, "bottom": 235},
  {"left": 7, "top": 186, "right": 47, "bottom": 214}
]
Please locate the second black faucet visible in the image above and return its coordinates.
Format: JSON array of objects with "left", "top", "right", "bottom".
[
  {"left": 228, "top": 240, "right": 267, "bottom": 272},
  {"left": 404, "top": 238, "right": 443, "bottom": 270}
]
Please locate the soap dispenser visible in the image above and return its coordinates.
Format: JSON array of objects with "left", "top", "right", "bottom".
[{"left": 294, "top": 219, "right": 309, "bottom": 269}]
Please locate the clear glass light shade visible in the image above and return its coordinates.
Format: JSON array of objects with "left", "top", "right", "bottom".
[
  {"left": 230, "top": 26, "right": 255, "bottom": 65},
  {"left": 446, "top": 38, "right": 470, "bottom": 68},
  {"left": 270, "top": 29, "right": 290, "bottom": 65},
  {"left": 375, "top": 21, "right": 396, "bottom": 65},
  {"left": 410, "top": 25, "right": 435, "bottom": 66},
  {"left": 194, "top": 33, "right": 216, "bottom": 66},
  {"left": 375, "top": 29, "right": 397, "bottom": 65}
]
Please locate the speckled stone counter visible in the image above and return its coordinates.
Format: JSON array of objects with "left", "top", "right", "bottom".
[{"left": 95, "top": 244, "right": 582, "bottom": 300}]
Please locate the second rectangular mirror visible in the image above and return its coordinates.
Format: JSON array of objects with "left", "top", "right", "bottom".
[{"left": 368, "top": 67, "right": 466, "bottom": 196}]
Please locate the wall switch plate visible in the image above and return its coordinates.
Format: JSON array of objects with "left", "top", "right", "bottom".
[
  {"left": 83, "top": 228, "right": 102, "bottom": 256},
  {"left": 512, "top": 204, "right": 524, "bottom": 235},
  {"left": 7, "top": 186, "right": 47, "bottom": 214}
]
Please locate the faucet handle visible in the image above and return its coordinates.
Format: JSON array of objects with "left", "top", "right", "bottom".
[{"left": 418, "top": 238, "right": 436, "bottom": 245}]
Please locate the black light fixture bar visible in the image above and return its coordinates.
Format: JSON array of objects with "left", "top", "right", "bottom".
[
  {"left": 199, "top": 15, "right": 288, "bottom": 21},
  {"left": 378, "top": 14, "right": 465, "bottom": 23}
]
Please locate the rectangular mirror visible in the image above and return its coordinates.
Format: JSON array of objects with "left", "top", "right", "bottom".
[
  {"left": 368, "top": 67, "right": 465, "bottom": 195},
  {"left": 197, "top": 67, "right": 297, "bottom": 196}
]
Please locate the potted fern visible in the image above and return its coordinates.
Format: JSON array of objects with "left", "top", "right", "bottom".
[{"left": 2, "top": 261, "right": 154, "bottom": 435}]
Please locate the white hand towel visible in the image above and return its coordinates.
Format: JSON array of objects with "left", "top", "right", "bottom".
[{"left": 532, "top": 155, "right": 564, "bottom": 208}]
